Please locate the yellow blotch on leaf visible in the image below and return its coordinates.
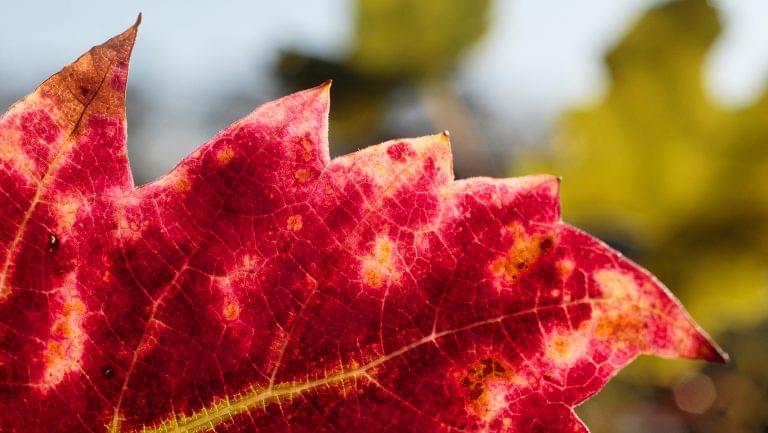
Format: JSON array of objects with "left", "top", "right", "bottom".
[
  {"left": 490, "top": 223, "right": 554, "bottom": 285},
  {"left": 361, "top": 236, "right": 399, "bottom": 288},
  {"left": 594, "top": 268, "right": 637, "bottom": 300},
  {"left": 216, "top": 147, "right": 235, "bottom": 166}
]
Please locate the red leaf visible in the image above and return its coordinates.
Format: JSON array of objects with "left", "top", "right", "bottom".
[{"left": 0, "top": 20, "right": 725, "bottom": 433}]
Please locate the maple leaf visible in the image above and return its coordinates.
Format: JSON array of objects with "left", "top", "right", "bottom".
[{"left": 0, "top": 19, "right": 725, "bottom": 433}]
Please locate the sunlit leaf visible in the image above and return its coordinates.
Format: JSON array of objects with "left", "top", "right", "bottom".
[{"left": 0, "top": 19, "right": 722, "bottom": 433}]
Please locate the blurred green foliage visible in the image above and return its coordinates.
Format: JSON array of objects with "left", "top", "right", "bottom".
[
  {"left": 351, "top": 0, "right": 489, "bottom": 78},
  {"left": 520, "top": 0, "right": 768, "bottom": 430},
  {"left": 277, "top": 0, "right": 490, "bottom": 157},
  {"left": 521, "top": 0, "right": 768, "bottom": 345}
]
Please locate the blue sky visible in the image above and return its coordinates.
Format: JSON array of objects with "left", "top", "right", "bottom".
[{"left": 2, "top": 1, "right": 768, "bottom": 179}]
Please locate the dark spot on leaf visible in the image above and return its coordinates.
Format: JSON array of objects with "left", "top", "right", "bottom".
[
  {"left": 481, "top": 359, "right": 493, "bottom": 375},
  {"left": 101, "top": 366, "right": 115, "bottom": 379},
  {"left": 386, "top": 141, "right": 414, "bottom": 162},
  {"left": 539, "top": 237, "right": 554, "bottom": 252}
]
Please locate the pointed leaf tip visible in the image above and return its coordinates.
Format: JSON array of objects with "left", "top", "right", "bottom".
[
  {"left": 697, "top": 332, "right": 729, "bottom": 363},
  {"left": 310, "top": 79, "right": 332, "bottom": 102},
  {"left": 438, "top": 130, "right": 451, "bottom": 145},
  {"left": 25, "top": 24, "right": 136, "bottom": 137},
  {"left": 106, "top": 15, "right": 141, "bottom": 58},
  {"left": 0, "top": 16, "right": 141, "bottom": 188}
]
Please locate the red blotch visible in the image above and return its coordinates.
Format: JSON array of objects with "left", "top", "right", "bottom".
[{"left": 386, "top": 141, "right": 415, "bottom": 162}]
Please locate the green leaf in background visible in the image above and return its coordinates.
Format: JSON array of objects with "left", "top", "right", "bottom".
[
  {"left": 350, "top": 0, "right": 490, "bottom": 78},
  {"left": 520, "top": 0, "right": 768, "bottom": 353},
  {"left": 517, "top": 1, "right": 768, "bottom": 430}
]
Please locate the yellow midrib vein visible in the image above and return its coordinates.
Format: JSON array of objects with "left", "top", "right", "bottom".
[{"left": 130, "top": 299, "right": 604, "bottom": 433}]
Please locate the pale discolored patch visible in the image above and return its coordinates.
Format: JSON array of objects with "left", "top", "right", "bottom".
[
  {"left": 40, "top": 273, "right": 85, "bottom": 390},
  {"left": 213, "top": 253, "right": 263, "bottom": 284},
  {"left": 286, "top": 214, "right": 303, "bottom": 231},
  {"left": 590, "top": 266, "right": 715, "bottom": 360},
  {"left": 481, "top": 382, "right": 509, "bottom": 424},
  {"left": 115, "top": 207, "right": 148, "bottom": 241},
  {"left": 544, "top": 330, "right": 589, "bottom": 367},
  {"left": 294, "top": 168, "right": 312, "bottom": 184},
  {"left": 241, "top": 82, "right": 330, "bottom": 166},
  {"left": 594, "top": 268, "right": 637, "bottom": 300},
  {"left": 213, "top": 254, "right": 267, "bottom": 321},
  {"left": 303, "top": 273, "right": 318, "bottom": 291},
  {"left": 0, "top": 134, "right": 39, "bottom": 182},
  {"left": 0, "top": 98, "right": 60, "bottom": 180},
  {"left": 557, "top": 259, "right": 575, "bottom": 282},
  {"left": 54, "top": 195, "right": 87, "bottom": 233},
  {"left": 361, "top": 236, "right": 400, "bottom": 289}
]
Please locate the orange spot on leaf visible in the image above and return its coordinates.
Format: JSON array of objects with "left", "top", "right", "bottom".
[
  {"left": 491, "top": 224, "right": 554, "bottom": 285},
  {"left": 286, "top": 214, "right": 303, "bottom": 231},
  {"left": 223, "top": 301, "right": 240, "bottom": 321},
  {"left": 216, "top": 148, "right": 235, "bottom": 166},
  {"left": 294, "top": 168, "right": 312, "bottom": 183}
]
